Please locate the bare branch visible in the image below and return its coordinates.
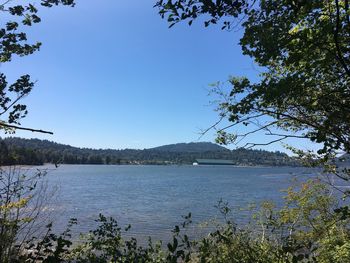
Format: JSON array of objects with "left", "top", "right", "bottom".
[
  {"left": 243, "top": 136, "right": 288, "bottom": 149},
  {"left": 0, "top": 123, "right": 53, "bottom": 135},
  {"left": 265, "top": 132, "right": 310, "bottom": 139},
  {"left": 216, "top": 113, "right": 266, "bottom": 133},
  {"left": 198, "top": 115, "right": 225, "bottom": 139}
]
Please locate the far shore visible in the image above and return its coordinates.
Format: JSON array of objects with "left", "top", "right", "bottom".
[{"left": 1, "top": 163, "right": 302, "bottom": 168}]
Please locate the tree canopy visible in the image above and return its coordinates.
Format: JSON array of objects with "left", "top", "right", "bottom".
[
  {"left": 0, "top": 0, "right": 75, "bottom": 134},
  {"left": 155, "top": 0, "right": 350, "bottom": 162}
]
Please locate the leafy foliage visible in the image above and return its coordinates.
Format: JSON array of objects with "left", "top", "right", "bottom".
[
  {"left": 0, "top": 167, "right": 49, "bottom": 262},
  {"left": 0, "top": 0, "right": 75, "bottom": 133},
  {"left": 155, "top": 0, "right": 350, "bottom": 164},
  {"left": 154, "top": 0, "right": 250, "bottom": 29}
]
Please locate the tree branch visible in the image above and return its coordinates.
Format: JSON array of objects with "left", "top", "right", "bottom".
[
  {"left": 243, "top": 136, "right": 288, "bottom": 149},
  {"left": 333, "top": 0, "right": 350, "bottom": 77},
  {"left": 0, "top": 123, "right": 53, "bottom": 134}
]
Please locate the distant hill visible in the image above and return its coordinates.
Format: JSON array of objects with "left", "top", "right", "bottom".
[
  {"left": 150, "top": 142, "right": 229, "bottom": 153},
  {"left": 0, "top": 137, "right": 299, "bottom": 166}
]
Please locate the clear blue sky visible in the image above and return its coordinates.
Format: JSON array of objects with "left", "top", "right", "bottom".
[{"left": 1, "top": 1, "right": 317, "bottom": 153}]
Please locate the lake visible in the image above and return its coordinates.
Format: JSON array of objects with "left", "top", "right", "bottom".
[{"left": 32, "top": 165, "right": 326, "bottom": 242}]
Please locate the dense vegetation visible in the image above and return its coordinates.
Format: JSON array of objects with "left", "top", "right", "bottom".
[{"left": 0, "top": 137, "right": 297, "bottom": 166}]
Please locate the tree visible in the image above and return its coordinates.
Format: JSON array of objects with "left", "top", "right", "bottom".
[
  {"left": 0, "top": 0, "right": 75, "bottom": 135},
  {"left": 0, "top": 1, "right": 75, "bottom": 261},
  {"left": 0, "top": 167, "right": 53, "bottom": 262},
  {"left": 154, "top": 0, "right": 350, "bottom": 174}
]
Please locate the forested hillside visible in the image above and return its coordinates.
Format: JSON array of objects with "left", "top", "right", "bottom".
[
  {"left": 150, "top": 142, "right": 228, "bottom": 152},
  {"left": 0, "top": 137, "right": 298, "bottom": 166}
]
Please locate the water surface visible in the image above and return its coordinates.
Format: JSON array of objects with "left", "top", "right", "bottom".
[{"left": 36, "top": 165, "right": 321, "bottom": 241}]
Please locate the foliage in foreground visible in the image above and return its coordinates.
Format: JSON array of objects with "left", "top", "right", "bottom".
[
  {"left": 155, "top": 0, "right": 350, "bottom": 183},
  {"left": 1, "top": 172, "right": 350, "bottom": 263},
  {"left": 155, "top": 0, "right": 350, "bottom": 150}
]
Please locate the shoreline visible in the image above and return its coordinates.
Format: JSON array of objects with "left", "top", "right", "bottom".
[{"left": 1, "top": 163, "right": 303, "bottom": 168}]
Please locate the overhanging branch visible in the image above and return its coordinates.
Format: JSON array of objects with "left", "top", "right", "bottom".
[{"left": 0, "top": 123, "right": 53, "bottom": 135}]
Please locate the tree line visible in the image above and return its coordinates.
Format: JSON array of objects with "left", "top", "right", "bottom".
[{"left": 0, "top": 137, "right": 298, "bottom": 166}]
